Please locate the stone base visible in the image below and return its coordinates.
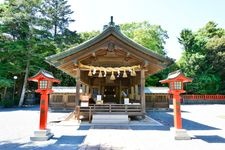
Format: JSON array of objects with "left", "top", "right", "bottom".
[
  {"left": 30, "top": 129, "right": 54, "bottom": 141},
  {"left": 170, "top": 128, "right": 191, "bottom": 140}
]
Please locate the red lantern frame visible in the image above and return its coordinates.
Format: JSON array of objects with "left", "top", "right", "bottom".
[
  {"left": 160, "top": 70, "right": 192, "bottom": 129},
  {"left": 28, "top": 70, "right": 60, "bottom": 130}
]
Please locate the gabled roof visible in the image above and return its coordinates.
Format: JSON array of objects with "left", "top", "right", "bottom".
[
  {"left": 45, "top": 17, "right": 173, "bottom": 77},
  {"left": 46, "top": 18, "right": 173, "bottom": 65},
  {"left": 28, "top": 69, "right": 60, "bottom": 83},
  {"left": 160, "top": 70, "right": 192, "bottom": 83}
]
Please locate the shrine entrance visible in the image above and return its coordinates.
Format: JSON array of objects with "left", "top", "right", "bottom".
[{"left": 103, "top": 86, "right": 117, "bottom": 103}]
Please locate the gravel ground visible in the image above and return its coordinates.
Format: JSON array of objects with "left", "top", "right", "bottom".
[{"left": 0, "top": 104, "right": 225, "bottom": 150}]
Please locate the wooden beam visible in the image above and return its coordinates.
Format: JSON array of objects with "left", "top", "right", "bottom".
[
  {"left": 143, "top": 60, "right": 149, "bottom": 68},
  {"left": 72, "top": 59, "right": 78, "bottom": 67},
  {"left": 92, "top": 52, "right": 96, "bottom": 57},
  {"left": 141, "top": 69, "right": 146, "bottom": 113},
  {"left": 124, "top": 52, "right": 130, "bottom": 61}
]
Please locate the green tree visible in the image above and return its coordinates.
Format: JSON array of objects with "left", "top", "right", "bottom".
[
  {"left": 205, "top": 36, "right": 225, "bottom": 93},
  {"left": 120, "top": 21, "right": 168, "bottom": 55},
  {"left": 0, "top": 0, "right": 58, "bottom": 106},
  {"left": 120, "top": 21, "right": 170, "bottom": 85},
  {"left": 0, "top": 0, "right": 80, "bottom": 106},
  {"left": 40, "top": 0, "right": 79, "bottom": 49},
  {"left": 79, "top": 30, "right": 100, "bottom": 43},
  {"left": 40, "top": 0, "right": 74, "bottom": 37},
  {"left": 178, "top": 21, "right": 225, "bottom": 94}
]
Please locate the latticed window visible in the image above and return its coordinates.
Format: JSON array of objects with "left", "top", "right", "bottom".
[
  {"left": 170, "top": 82, "right": 182, "bottom": 90},
  {"left": 40, "top": 80, "right": 48, "bottom": 89},
  {"left": 52, "top": 95, "right": 63, "bottom": 103},
  {"left": 174, "top": 81, "right": 182, "bottom": 90},
  {"left": 170, "top": 82, "right": 174, "bottom": 90},
  {"left": 68, "top": 95, "right": 75, "bottom": 103}
]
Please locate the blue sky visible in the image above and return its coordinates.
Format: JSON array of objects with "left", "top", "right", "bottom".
[{"left": 68, "top": 0, "right": 225, "bottom": 60}]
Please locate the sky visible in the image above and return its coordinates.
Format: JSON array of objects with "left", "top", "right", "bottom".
[
  {"left": 0, "top": 0, "right": 224, "bottom": 60},
  {"left": 68, "top": 0, "right": 225, "bottom": 60}
]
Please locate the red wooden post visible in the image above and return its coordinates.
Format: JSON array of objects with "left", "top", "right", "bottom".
[
  {"left": 160, "top": 70, "right": 192, "bottom": 140},
  {"left": 28, "top": 70, "right": 60, "bottom": 141},
  {"left": 173, "top": 93, "right": 182, "bottom": 129},
  {"left": 39, "top": 91, "right": 49, "bottom": 130}
]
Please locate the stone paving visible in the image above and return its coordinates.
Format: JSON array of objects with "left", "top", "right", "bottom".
[{"left": 0, "top": 104, "right": 225, "bottom": 150}]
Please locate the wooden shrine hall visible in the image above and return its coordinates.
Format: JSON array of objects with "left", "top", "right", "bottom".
[{"left": 46, "top": 17, "right": 173, "bottom": 121}]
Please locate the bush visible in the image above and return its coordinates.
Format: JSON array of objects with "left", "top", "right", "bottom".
[
  {"left": 2, "top": 99, "right": 14, "bottom": 108},
  {"left": 14, "top": 97, "right": 20, "bottom": 105}
]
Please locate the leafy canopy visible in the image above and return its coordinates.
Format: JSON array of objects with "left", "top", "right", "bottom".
[{"left": 178, "top": 21, "right": 225, "bottom": 94}]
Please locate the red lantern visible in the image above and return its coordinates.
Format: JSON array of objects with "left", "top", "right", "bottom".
[
  {"left": 28, "top": 70, "right": 60, "bottom": 130},
  {"left": 160, "top": 70, "right": 192, "bottom": 95},
  {"left": 160, "top": 70, "right": 192, "bottom": 140}
]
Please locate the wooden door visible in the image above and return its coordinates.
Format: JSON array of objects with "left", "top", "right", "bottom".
[{"left": 103, "top": 86, "right": 118, "bottom": 103}]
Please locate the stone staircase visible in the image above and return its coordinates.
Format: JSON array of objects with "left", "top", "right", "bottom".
[{"left": 92, "top": 113, "right": 129, "bottom": 124}]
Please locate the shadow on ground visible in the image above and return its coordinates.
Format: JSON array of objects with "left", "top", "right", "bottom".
[
  {"left": 0, "top": 105, "right": 39, "bottom": 112},
  {"left": 194, "top": 135, "right": 225, "bottom": 143},
  {"left": 148, "top": 111, "right": 220, "bottom": 130},
  {"left": 0, "top": 135, "right": 85, "bottom": 150}
]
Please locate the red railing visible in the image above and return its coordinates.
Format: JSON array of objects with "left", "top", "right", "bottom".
[{"left": 182, "top": 94, "right": 225, "bottom": 100}]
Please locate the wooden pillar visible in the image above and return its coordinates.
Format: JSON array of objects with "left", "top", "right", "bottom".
[
  {"left": 135, "top": 84, "right": 138, "bottom": 100},
  {"left": 140, "top": 69, "right": 146, "bottom": 113},
  {"left": 86, "top": 85, "right": 89, "bottom": 95},
  {"left": 82, "top": 84, "right": 86, "bottom": 94},
  {"left": 119, "top": 80, "right": 122, "bottom": 104},
  {"left": 131, "top": 86, "right": 134, "bottom": 99},
  {"left": 173, "top": 93, "right": 182, "bottom": 129},
  {"left": 75, "top": 68, "right": 80, "bottom": 106}
]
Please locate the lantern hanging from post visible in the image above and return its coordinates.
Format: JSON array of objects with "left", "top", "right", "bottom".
[
  {"left": 28, "top": 69, "right": 60, "bottom": 141},
  {"left": 160, "top": 70, "right": 192, "bottom": 140}
]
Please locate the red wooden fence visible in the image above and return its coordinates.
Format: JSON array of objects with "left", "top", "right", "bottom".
[{"left": 182, "top": 94, "right": 225, "bottom": 100}]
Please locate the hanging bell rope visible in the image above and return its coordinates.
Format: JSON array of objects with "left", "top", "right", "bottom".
[{"left": 79, "top": 63, "right": 141, "bottom": 73}]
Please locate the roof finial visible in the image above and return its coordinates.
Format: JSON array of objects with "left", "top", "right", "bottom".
[
  {"left": 110, "top": 16, "right": 113, "bottom": 23},
  {"left": 103, "top": 16, "right": 120, "bottom": 30},
  {"left": 109, "top": 16, "right": 115, "bottom": 26}
]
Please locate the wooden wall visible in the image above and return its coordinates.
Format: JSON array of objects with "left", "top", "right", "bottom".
[
  {"left": 49, "top": 93, "right": 171, "bottom": 111},
  {"left": 49, "top": 93, "right": 76, "bottom": 111},
  {"left": 145, "top": 93, "right": 170, "bottom": 109}
]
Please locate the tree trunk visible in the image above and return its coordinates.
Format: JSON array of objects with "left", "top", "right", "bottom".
[
  {"left": 54, "top": 23, "right": 57, "bottom": 38},
  {"left": 18, "top": 60, "right": 30, "bottom": 107},
  {"left": 3, "top": 87, "right": 7, "bottom": 99}
]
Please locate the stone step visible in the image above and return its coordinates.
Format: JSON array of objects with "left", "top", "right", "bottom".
[
  {"left": 92, "top": 114, "right": 129, "bottom": 124},
  {"left": 93, "top": 114, "right": 128, "bottom": 120}
]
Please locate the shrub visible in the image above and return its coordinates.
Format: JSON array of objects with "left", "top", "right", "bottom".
[{"left": 2, "top": 99, "right": 14, "bottom": 108}]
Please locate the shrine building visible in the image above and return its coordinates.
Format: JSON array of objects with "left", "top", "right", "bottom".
[{"left": 46, "top": 17, "right": 173, "bottom": 120}]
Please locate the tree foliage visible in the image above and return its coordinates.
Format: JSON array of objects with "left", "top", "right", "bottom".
[
  {"left": 0, "top": 0, "right": 79, "bottom": 105},
  {"left": 120, "top": 21, "right": 168, "bottom": 55},
  {"left": 79, "top": 30, "right": 100, "bottom": 43},
  {"left": 178, "top": 21, "right": 225, "bottom": 94},
  {"left": 40, "top": 0, "right": 80, "bottom": 49}
]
